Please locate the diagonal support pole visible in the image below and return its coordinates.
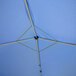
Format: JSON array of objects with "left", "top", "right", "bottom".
[
  {"left": 36, "top": 39, "right": 42, "bottom": 76},
  {"left": 40, "top": 42, "right": 56, "bottom": 52},
  {"left": 18, "top": 42, "right": 37, "bottom": 51},
  {"left": 34, "top": 25, "right": 56, "bottom": 40},
  {"left": 17, "top": 26, "right": 32, "bottom": 40},
  {"left": 24, "top": 0, "right": 37, "bottom": 37},
  {"left": 39, "top": 37, "right": 76, "bottom": 46}
]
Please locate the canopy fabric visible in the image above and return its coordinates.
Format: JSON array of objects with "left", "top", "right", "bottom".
[{"left": 0, "top": 0, "right": 76, "bottom": 76}]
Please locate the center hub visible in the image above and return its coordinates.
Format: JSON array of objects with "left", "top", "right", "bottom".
[{"left": 34, "top": 36, "right": 39, "bottom": 40}]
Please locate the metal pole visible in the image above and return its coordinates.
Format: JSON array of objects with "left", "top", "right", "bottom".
[
  {"left": 0, "top": 38, "right": 34, "bottom": 46},
  {"left": 39, "top": 37, "right": 76, "bottom": 46},
  {"left": 24, "top": 0, "right": 37, "bottom": 37},
  {"left": 36, "top": 39, "right": 42, "bottom": 76}
]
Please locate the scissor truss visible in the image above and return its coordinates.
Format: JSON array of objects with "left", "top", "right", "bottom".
[{"left": 0, "top": 0, "right": 76, "bottom": 76}]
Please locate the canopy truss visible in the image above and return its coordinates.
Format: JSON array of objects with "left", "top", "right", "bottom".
[{"left": 0, "top": 0, "right": 76, "bottom": 76}]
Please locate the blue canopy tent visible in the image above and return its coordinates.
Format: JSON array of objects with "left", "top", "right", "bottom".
[{"left": 0, "top": 0, "right": 76, "bottom": 76}]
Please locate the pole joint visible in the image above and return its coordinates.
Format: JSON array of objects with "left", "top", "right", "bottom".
[{"left": 34, "top": 36, "right": 39, "bottom": 40}]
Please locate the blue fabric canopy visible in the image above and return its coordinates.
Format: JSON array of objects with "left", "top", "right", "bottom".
[{"left": 0, "top": 0, "right": 76, "bottom": 76}]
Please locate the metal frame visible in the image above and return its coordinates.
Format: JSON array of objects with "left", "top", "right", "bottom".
[
  {"left": 36, "top": 39, "right": 42, "bottom": 76},
  {"left": 0, "top": 0, "right": 76, "bottom": 76},
  {"left": 24, "top": 0, "right": 37, "bottom": 37},
  {"left": 0, "top": 38, "right": 34, "bottom": 46},
  {"left": 39, "top": 37, "right": 76, "bottom": 46}
]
